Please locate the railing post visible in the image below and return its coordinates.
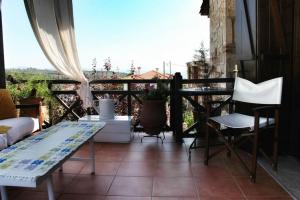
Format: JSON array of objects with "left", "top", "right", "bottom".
[
  {"left": 173, "top": 72, "right": 183, "bottom": 142},
  {"left": 170, "top": 79, "right": 175, "bottom": 133},
  {"left": 127, "top": 82, "right": 132, "bottom": 116},
  {"left": 48, "top": 82, "right": 53, "bottom": 126}
]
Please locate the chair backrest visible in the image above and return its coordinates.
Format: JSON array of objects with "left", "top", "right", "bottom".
[{"left": 232, "top": 77, "right": 283, "bottom": 105}]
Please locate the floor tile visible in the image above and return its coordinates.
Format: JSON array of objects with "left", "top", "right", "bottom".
[
  {"left": 35, "top": 173, "right": 76, "bottom": 192},
  {"left": 13, "top": 191, "right": 60, "bottom": 200},
  {"left": 191, "top": 148, "right": 225, "bottom": 165},
  {"left": 155, "top": 162, "right": 192, "bottom": 177},
  {"left": 224, "top": 155, "right": 269, "bottom": 177},
  {"left": 3, "top": 187, "right": 21, "bottom": 199},
  {"left": 123, "top": 151, "right": 158, "bottom": 162},
  {"left": 191, "top": 162, "right": 231, "bottom": 179},
  {"left": 246, "top": 197, "right": 293, "bottom": 200},
  {"left": 5, "top": 135, "right": 293, "bottom": 200},
  {"left": 55, "top": 161, "right": 86, "bottom": 174},
  {"left": 108, "top": 177, "right": 153, "bottom": 196},
  {"left": 98, "top": 143, "right": 129, "bottom": 152},
  {"left": 58, "top": 194, "right": 105, "bottom": 200},
  {"left": 152, "top": 177, "right": 196, "bottom": 197},
  {"left": 105, "top": 196, "right": 151, "bottom": 200},
  {"left": 80, "top": 161, "right": 121, "bottom": 175},
  {"left": 95, "top": 151, "right": 127, "bottom": 162},
  {"left": 156, "top": 143, "right": 187, "bottom": 152},
  {"left": 235, "top": 176, "right": 290, "bottom": 198},
  {"left": 152, "top": 197, "right": 197, "bottom": 200},
  {"left": 127, "top": 143, "right": 160, "bottom": 152},
  {"left": 65, "top": 175, "right": 114, "bottom": 195},
  {"left": 157, "top": 151, "right": 189, "bottom": 162},
  {"left": 117, "top": 161, "right": 157, "bottom": 176},
  {"left": 197, "top": 196, "right": 245, "bottom": 200},
  {"left": 194, "top": 177, "right": 244, "bottom": 199},
  {"left": 73, "top": 147, "right": 90, "bottom": 157},
  {"left": 190, "top": 152, "right": 228, "bottom": 165}
]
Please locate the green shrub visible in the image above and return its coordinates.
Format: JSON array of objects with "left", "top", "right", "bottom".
[
  {"left": 183, "top": 111, "right": 194, "bottom": 128},
  {"left": 6, "top": 73, "right": 53, "bottom": 104}
]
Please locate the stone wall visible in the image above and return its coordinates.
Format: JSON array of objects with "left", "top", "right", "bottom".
[{"left": 209, "top": 0, "right": 236, "bottom": 77}]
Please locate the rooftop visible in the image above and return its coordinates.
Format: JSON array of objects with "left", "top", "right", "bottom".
[{"left": 122, "top": 70, "right": 172, "bottom": 80}]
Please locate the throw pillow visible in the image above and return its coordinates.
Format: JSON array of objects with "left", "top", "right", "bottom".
[{"left": 0, "top": 89, "right": 17, "bottom": 120}]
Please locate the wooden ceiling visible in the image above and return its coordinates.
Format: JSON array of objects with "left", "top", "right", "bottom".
[{"left": 200, "top": 0, "right": 209, "bottom": 16}]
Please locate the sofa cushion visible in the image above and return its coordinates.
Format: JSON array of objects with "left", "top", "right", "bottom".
[
  {"left": 0, "top": 125, "right": 10, "bottom": 150},
  {"left": 0, "top": 134, "right": 8, "bottom": 150},
  {"left": 0, "top": 89, "right": 17, "bottom": 120},
  {"left": 0, "top": 117, "right": 39, "bottom": 145}
]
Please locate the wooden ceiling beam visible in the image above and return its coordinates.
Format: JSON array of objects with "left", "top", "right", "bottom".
[{"left": 0, "top": 8, "right": 5, "bottom": 89}]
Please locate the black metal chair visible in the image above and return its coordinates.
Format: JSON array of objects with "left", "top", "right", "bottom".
[{"left": 205, "top": 77, "right": 283, "bottom": 182}]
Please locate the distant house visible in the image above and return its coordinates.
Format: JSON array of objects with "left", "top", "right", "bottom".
[
  {"left": 123, "top": 70, "right": 172, "bottom": 80},
  {"left": 187, "top": 61, "right": 203, "bottom": 80}
]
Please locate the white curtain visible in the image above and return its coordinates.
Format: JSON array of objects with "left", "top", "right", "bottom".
[{"left": 24, "top": 0, "right": 93, "bottom": 108}]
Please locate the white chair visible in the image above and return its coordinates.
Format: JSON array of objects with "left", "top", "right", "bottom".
[{"left": 205, "top": 77, "right": 283, "bottom": 182}]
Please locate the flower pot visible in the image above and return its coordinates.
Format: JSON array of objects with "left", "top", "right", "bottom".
[{"left": 140, "top": 100, "right": 167, "bottom": 135}]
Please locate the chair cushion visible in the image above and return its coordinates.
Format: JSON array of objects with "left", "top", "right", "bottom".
[
  {"left": 210, "top": 113, "right": 275, "bottom": 131},
  {"left": 0, "top": 117, "right": 39, "bottom": 145},
  {"left": 0, "top": 89, "right": 17, "bottom": 120}
]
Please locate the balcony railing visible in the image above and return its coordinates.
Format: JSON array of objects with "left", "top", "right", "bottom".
[{"left": 10, "top": 72, "right": 235, "bottom": 142}]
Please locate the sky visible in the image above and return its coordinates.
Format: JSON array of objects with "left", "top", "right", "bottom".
[{"left": 2, "top": 0, "right": 209, "bottom": 75}]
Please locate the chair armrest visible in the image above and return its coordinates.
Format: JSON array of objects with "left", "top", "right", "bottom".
[
  {"left": 252, "top": 105, "right": 280, "bottom": 129},
  {"left": 252, "top": 105, "right": 280, "bottom": 112}
]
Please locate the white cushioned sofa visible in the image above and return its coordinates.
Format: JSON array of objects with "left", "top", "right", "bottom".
[
  {"left": 0, "top": 89, "right": 42, "bottom": 150},
  {"left": 0, "top": 117, "right": 40, "bottom": 147}
]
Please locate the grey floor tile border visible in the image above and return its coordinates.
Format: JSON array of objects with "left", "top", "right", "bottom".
[{"left": 258, "top": 156, "right": 299, "bottom": 200}]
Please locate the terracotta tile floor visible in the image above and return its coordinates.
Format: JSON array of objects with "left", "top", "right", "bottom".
[{"left": 6, "top": 133, "right": 292, "bottom": 200}]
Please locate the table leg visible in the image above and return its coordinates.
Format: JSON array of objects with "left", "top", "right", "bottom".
[
  {"left": 46, "top": 175, "right": 55, "bottom": 200},
  {"left": 89, "top": 137, "right": 95, "bottom": 175},
  {"left": 0, "top": 186, "right": 8, "bottom": 200}
]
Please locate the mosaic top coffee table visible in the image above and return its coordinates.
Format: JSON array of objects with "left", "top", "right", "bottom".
[{"left": 0, "top": 121, "right": 105, "bottom": 200}]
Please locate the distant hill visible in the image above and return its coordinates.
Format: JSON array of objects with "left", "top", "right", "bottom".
[{"left": 6, "top": 68, "right": 128, "bottom": 80}]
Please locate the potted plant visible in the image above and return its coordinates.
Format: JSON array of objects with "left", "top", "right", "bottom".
[{"left": 140, "top": 81, "right": 168, "bottom": 136}]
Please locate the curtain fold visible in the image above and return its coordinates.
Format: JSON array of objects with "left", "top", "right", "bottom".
[{"left": 24, "top": 0, "right": 93, "bottom": 108}]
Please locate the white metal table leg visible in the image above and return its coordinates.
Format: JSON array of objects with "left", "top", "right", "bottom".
[
  {"left": 0, "top": 186, "right": 8, "bottom": 200},
  {"left": 89, "top": 137, "right": 95, "bottom": 175},
  {"left": 46, "top": 175, "right": 55, "bottom": 200}
]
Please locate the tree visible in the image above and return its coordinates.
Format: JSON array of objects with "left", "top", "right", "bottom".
[
  {"left": 194, "top": 42, "right": 211, "bottom": 79},
  {"left": 130, "top": 60, "right": 135, "bottom": 75},
  {"left": 91, "top": 58, "right": 97, "bottom": 80},
  {"left": 103, "top": 57, "right": 112, "bottom": 79}
]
